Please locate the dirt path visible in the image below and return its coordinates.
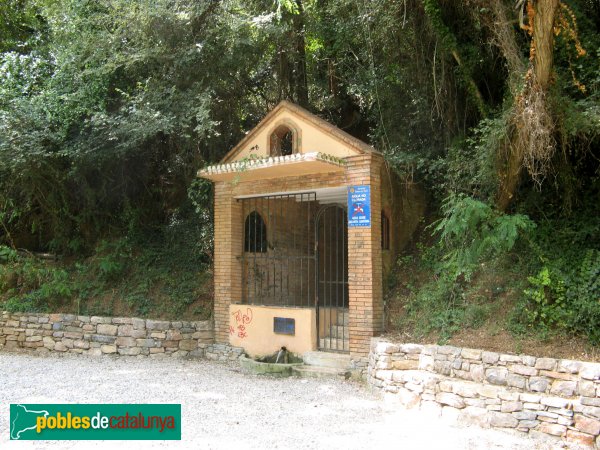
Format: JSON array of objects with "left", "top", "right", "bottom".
[{"left": 0, "top": 353, "right": 570, "bottom": 449}]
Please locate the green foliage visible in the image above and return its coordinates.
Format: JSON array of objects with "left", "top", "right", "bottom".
[
  {"left": 522, "top": 266, "right": 570, "bottom": 330},
  {"left": 0, "top": 209, "right": 212, "bottom": 319},
  {"left": 0, "top": 249, "right": 72, "bottom": 313},
  {"left": 433, "top": 194, "right": 534, "bottom": 279},
  {"left": 514, "top": 249, "right": 600, "bottom": 343}
]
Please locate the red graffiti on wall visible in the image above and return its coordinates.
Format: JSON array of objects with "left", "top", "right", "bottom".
[{"left": 231, "top": 308, "right": 253, "bottom": 339}]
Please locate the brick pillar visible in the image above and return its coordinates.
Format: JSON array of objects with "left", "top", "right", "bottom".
[
  {"left": 213, "top": 182, "right": 243, "bottom": 343},
  {"left": 346, "top": 154, "right": 384, "bottom": 360}
]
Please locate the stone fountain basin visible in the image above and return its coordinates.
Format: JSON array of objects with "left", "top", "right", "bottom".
[{"left": 239, "top": 353, "right": 304, "bottom": 377}]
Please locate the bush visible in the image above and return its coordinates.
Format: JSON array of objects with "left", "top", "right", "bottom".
[{"left": 514, "top": 249, "right": 600, "bottom": 344}]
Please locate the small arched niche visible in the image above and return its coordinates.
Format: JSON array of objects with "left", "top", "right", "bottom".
[{"left": 269, "top": 124, "right": 297, "bottom": 157}]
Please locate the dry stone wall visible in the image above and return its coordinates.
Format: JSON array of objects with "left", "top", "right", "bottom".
[
  {"left": 368, "top": 338, "right": 600, "bottom": 448},
  {"left": 0, "top": 311, "right": 214, "bottom": 358}
]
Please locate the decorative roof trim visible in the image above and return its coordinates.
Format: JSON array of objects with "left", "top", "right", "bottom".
[{"left": 198, "top": 152, "right": 346, "bottom": 177}]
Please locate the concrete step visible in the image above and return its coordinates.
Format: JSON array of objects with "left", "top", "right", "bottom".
[
  {"left": 292, "top": 365, "right": 351, "bottom": 380},
  {"left": 329, "top": 325, "right": 349, "bottom": 339},
  {"left": 302, "top": 351, "right": 351, "bottom": 369},
  {"left": 318, "top": 338, "right": 350, "bottom": 353}
]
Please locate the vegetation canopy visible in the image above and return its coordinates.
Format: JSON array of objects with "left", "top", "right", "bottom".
[{"left": 0, "top": 0, "right": 598, "bottom": 349}]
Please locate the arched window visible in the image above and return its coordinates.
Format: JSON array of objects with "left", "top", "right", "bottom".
[
  {"left": 381, "top": 211, "right": 390, "bottom": 250},
  {"left": 270, "top": 125, "right": 295, "bottom": 156},
  {"left": 244, "top": 211, "right": 267, "bottom": 253}
]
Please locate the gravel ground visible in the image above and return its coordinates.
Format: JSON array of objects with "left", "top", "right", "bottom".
[{"left": 0, "top": 352, "right": 573, "bottom": 449}]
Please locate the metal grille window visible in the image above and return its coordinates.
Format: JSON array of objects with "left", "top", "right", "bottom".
[{"left": 244, "top": 211, "right": 267, "bottom": 253}]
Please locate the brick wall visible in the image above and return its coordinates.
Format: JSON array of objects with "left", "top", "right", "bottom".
[
  {"left": 0, "top": 311, "right": 214, "bottom": 358},
  {"left": 368, "top": 338, "right": 600, "bottom": 448}
]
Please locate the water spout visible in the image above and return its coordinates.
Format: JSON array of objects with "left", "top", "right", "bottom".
[{"left": 275, "top": 346, "right": 287, "bottom": 364}]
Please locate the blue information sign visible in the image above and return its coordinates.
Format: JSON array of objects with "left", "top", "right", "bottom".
[{"left": 347, "top": 185, "right": 371, "bottom": 227}]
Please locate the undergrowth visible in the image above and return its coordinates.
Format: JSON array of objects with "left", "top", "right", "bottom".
[
  {"left": 0, "top": 203, "right": 213, "bottom": 320},
  {"left": 388, "top": 193, "right": 600, "bottom": 346}
]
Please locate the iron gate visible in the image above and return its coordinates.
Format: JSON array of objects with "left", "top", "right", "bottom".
[
  {"left": 240, "top": 192, "right": 317, "bottom": 307},
  {"left": 240, "top": 192, "right": 349, "bottom": 353},
  {"left": 316, "top": 205, "right": 349, "bottom": 352}
]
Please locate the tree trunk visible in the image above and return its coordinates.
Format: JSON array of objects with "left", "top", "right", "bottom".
[
  {"left": 292, "top": 0, "right": 309, "bottom": 107},
  {"left": 496, "top": 0, "right": 558, "bottom": 212}
]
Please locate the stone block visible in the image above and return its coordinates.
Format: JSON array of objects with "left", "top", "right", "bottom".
[
  {"left": 489, "top": 412, "right": 518, "bottom": 428},
  {"left": 516, "top": 420, "right": 539, "bottom": 430},
  {"left": 464, "top": 398, "right": 486, "bottom": 408},
  {"left": 54, "top": 342, "right": 67, "bottom": 352},
  {"left": 375, "top": 342, "right": 399, "bottom": 354},
  {"left": 146, "top": 320, "right": 169, "bottom": 331},
  {"left": 111, "top": 317, "right": 132, "bottom": 325},
  {"left": 179, "top": 340, "right": 197, "bottom": 351},
  {"left": 539, "top": 370, "right": 575, "bottom": 381},
  {"left": 393, "top": 359, "right": 419, "bottom": 370},
  {"left": 115, "top": 337, "right": 136, "bottom": 347},
  {"left": 509, "top": 364, "right": 538, "bottom": 377},
  {"left": 452, "top": 382, "right": 479, "bottom": 398},
  {"left": 521, "top": 355, "right": 536, "bottom": 367},
  {"left": 537, "top": 422, "right": 566, "bottom": 437},
  {"left": 461, "top": 348, "right": 482, "bottom": 360},
  {"left": 558, "top": 359, "right": 582, "bottom": 374},
  {"left": 90, "top": 334, "right": 116, "bottom": 344},
  {"left": 501, "top": 401, "right": 523, "bottom": 413},
  {"left": 520, "top": 393, "right": 541, "bottom": 403},
  {"left": 101, "top": 345, "right": 117, "bottom": 354},
  {"left": 485, "top": 367, "right": 508, "bottom": 385},
  {"left": 550, "top": 380, "right": 577, "bottom": 397},
  {"left": 535, "top": 358, "right": 556, "bottom": 371},
  {"left": 528, "top": 377, "right": 549, "bottom": 393},
  {"left": 96, "top": 324, "right": 118, "bottom": 336},
  {"left": 118, "top": 347, "right": 142, "bottom": 356},
  {"left": 507, "top": 374, "right": 526, "bottom": 389},
  {"left": 580, "top": 363, "right": 600, "bottom": 381},
  {"left": 581, "top": 397, "right": 600, "bottom": 407},
  {"left": 398, "top": 343, "right": 422, "bottom": 354},
  {"left": 540, "top": 396, "right": 569, "bottom": 408},
  {"left": 437, "top": 345, "right": 461, "bottom": 356},
  {"left": 499, "top": 354, "right": 521, "bottom": 363},
  {"left": 435, "top": 392, "right": 465, "bottom": 409},
  {"left": 566, "top": 430, "right": 595, "bottom": 447},
  {"left": 136, "top": 339, "right": 158, "bottom": 348},
  {"left": 90, "top": 316, "right": 111, "bottom": 324},
  {"left": 469, "top": 364, "right": 485, "bottom": 382},
  {"left": 582, "top": 405, "right": 600, "bottom": 419},
  {"left": 512, "top": 411, "right": 537, "bottom": 420},
  {"left": 132, "top": 318, "right": 146, "bottom": 330},
  {"left": 73, "top": 340, "right": 89, "bottom": 350},
  {"left": 166, "top": 330, "right": 183, "bottom": 341},
  {"left": 478, "top": 385, "right": 500, "bottom": 399},
  {"left": 579, "top": 380, "right": 597, "bottom": 398}
]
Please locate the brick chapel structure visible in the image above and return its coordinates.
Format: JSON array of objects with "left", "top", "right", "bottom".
[{"left": 199, "top": 101, "right": 423, "bottom": 364}]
